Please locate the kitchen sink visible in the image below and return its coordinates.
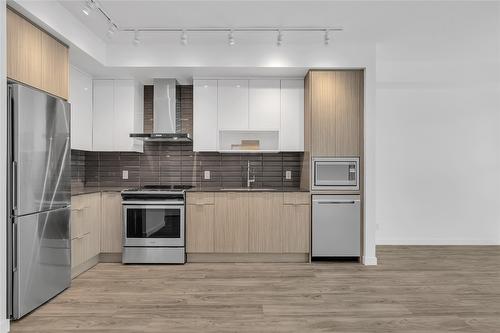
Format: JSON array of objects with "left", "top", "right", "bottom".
[{"left": 219, "top": 188, "right": 277, "bottom": 191}]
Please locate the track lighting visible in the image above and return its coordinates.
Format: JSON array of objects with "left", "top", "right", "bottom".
[
  {"left": 107, "top": 23, "right": 117, "bottom": 39},
  {"left": 133, "top": 30, "right": 141, "bottom": 46},
  {"left": 180, "top": 30, "right": 188, "bottom": 46},
  {"left": 82, "top": 0, "right": 96, "bottom": 16},
  {"left": 276, "top": 30, "right": 283, "bottom": 47},
  {"left": 324, "top": 29, "right": 330, "bottom": 46},
  {"left": 228, "top": 30, "right": 235, "bottom": 46}
]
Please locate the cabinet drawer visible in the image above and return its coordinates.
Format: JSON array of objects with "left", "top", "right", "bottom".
[
  {"left": 283, "top": 192, "right": 310, "bottom": 205},
  {"left": 71, "top": 206, "right": 90, "bottom": 239},
  {"left": 71, "top": 233, "right": 91, "bottom": 269},
  {"left": 187, "top": 192, "right": 215, "bottom": 205}
]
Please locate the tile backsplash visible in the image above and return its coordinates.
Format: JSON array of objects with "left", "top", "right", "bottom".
[
  {"left": 74, "top": 144, "right": 302, "bottom": 189},
  {"left": 71, "top": 84, "right": 303, "bottom": 189}
]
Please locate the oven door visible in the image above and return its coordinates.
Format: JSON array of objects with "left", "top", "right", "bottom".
[
  {"left": 312, "top": 157, "right": 360, "bottom": 190},
  {"left": 123, "top": 204, "right": 184, "bottom": 247}
]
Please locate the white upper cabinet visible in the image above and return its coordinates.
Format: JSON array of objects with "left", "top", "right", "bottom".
[
  {"left": 280, "top": 79, "right": 304, "bottom": 151},
  {"left": 69, "top": 66, "right": 93, "bottom": 151},
  {"left": 249, "top": 79, "right": 281, "bottom": 130},
  {"left": 92, "top": 80, "right": 114, "bottom": 151},
  {"left": 93, "top": 79, "right": 143, "bottom": 152},
  {"left": 193, "top": 77, "right": 304, "bottom": 152},
  {"left": 193, "top": 80, "right": 218, "bottom": 151},
  {"left": 217, "top": 80, "right": 249, "bottom": 130}
]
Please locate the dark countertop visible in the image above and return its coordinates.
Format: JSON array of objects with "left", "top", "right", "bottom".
[
  {"left": 187, "top": 187, "right": 309, "bottom": 193},
  {"left": 71, "top": 186, "right": 127, "bottom": 196}
]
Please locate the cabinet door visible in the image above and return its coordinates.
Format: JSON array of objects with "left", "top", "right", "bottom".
[
  {"left": 214, "top": 193, "right": 249, "bottom": 253},
  {"left": 7, "top": 9, "right": 42, "bottom": 89},
  {"left": 280, "top": 79, "right": 304, "bottom": 151},
  {"left": 41, "top": 32, "right": 69, "bottom": 99},
  {"left": 218, "top": 80, "right": 249, "bottom": 130},
  {"left": 92, "top": 80, "right": 115, "bottom": 151},
  {"left": 113, "top": 80, "right": 136, "bottom": 151},
  {"left": 311, "top": 71, "right": 362, "bottom": 156},
  {"left": 71, "top": 235, "right": 91, "bottom": 270},
  {"left": 282, "top": 204, "right": 310, "bottom": 253},
  {"left": 86, "top": 193, "right": 102, "bottom": 258},
  {"left": 249, "top": 79, "right": 281, "bottom": 130},
  {"left": 70, "top": 66, "right": 93, "bottom": 151},
  {"left": 186, "top": 204, "right": 215, "bottom": 252},
  {"left": 100, "top": 192, "right": 123, "bottom": 253},
  {"left": 193, "top": 80, "right": 218, "bottom": 151},
  {"left": 248, "top": 193, "right": 283, "bottom": 253},
  {"left": 334, "top": 71, "right": 362, "bottom": 156}
]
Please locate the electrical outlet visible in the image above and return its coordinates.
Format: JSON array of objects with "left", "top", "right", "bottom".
[
  {"left": 204, "top": 170, "right": 211, "bottom": 180},
  {"left": 285, "top": 170, "right": 292, "bottom": 180},
  {"left": 122, "top": 170, "right": 129, "bottom": 180}
]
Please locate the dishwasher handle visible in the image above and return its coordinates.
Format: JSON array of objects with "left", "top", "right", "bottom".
[{"left": 313, "top": 200, "right": 359, "bottom": 205}]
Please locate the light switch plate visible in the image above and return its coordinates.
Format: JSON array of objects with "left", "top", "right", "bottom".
[
  {"left": 204, "top": 170, "right": 211, "bottom": 180},
  {"left": 122, "top": 170, "right": 129, "bottom": 180},
  {"left": 285, "top": 170, "right": 292, "bottom": 180}
]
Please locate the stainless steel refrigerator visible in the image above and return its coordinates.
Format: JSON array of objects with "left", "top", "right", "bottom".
[{"left": 7, "top": 83, "right": 71, "bottom": 319}]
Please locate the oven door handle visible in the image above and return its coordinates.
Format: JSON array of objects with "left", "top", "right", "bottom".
[
  {"left": 122, "top": 201, "right": 184, "bottom": 205},
  {"left": 123, "top": 204, "right": 185, "bottom": 210}
]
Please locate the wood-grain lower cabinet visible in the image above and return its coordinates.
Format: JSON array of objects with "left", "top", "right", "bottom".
[
  {"left": 71, "top": 192, "right": 101, "bottom": 277},
  {"left": 100, "top": 192, "right": 123, "bottom": 253},
  {"left": 248, "top": 193, "right": 283, "bottom": 253},
  {"left": 186, "top": 192, "right": 310, "bottom": 260},
  {"left": 186, "top": 193, "right": 215, "bottom": 252},
  {"left": 282, "top": 204, "right": 310, "bottom": 253},
  {"left": 214, "top": 193, "right": 249, "bottom": 253}
]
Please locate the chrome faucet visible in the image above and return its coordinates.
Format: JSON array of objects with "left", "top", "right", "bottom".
[{"left": 247, "top": 160, "right": 255, "bottom": 188}]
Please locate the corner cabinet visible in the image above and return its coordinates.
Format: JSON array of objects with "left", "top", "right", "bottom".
[
  {"left": 193, "top": 78, "right": 304, "bottom": 152},
  {"left": 7, "top": 8, "right": 69, "bottom": 100},
  {"left": 93, "top": 79, "right": 144, "bottom": 152}
]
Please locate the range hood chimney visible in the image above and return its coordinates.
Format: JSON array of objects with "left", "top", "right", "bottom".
[{"left": 130, "top": 78, "right": 192, "bottom": 142}]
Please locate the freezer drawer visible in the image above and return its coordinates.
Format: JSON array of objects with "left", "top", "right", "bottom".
[
  {"left": 312, "top": 195, "right": 361, "bottom": 258},
  {"left": 12, "top": 207, "right": 71, "bottom": 319}
]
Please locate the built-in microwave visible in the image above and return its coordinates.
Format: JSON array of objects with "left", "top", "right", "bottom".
[{"left": 312, "top": 157, "right": 360, "bottom": 191}]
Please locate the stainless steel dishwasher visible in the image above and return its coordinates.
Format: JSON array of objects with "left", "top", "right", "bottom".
[{"left": 312, "top": 195, "right": 361, "bottom": 259}]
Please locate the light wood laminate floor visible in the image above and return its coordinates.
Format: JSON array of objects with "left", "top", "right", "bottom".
[{"left": 11, "top": 246, "right": 500, "bottom": 332}]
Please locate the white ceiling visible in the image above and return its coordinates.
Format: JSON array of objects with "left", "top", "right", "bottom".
[{"left": 58, "top": 1, "right": 493, "bottom": 81}]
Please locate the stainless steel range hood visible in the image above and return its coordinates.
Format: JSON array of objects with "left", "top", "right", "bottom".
[{"left": 130, "top": 78, "right": 192, "bottom": 142}]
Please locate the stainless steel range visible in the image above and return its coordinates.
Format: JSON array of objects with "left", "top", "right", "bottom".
[{"left": 121, "top": 185, "right": 192, "bottom": 264}]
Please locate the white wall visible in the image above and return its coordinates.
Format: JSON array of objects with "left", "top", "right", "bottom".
[
  {"left": 375, "top": 2, "right": 500, "bottom": 245},
  {"left": 0, "top": 2, "right": 9, "bottom": 332}
]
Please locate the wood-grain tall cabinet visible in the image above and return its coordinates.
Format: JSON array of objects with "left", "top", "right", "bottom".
[{"left": 301, "top": 70, "right": 364, "bottom": 190}]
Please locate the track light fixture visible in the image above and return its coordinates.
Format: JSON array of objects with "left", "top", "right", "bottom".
[
  {"left": 180, "top": 30, "right": 188, "bottom": 45},
  {"left": 276, "top": 30, "right": 283, "bottom": 47},
  {"left": 228, "top": 30, "right": 235, "bottom": 46},
  {"left": 324, "top": 29, "right": 330, "bottom": 46},
  {"left": 107, "top": 23, "right": 118, "bottom": 38},
  {"left": 82, "top": 0, "right": 97, "bottom": 16},
  {"left": 133, "top": 30, "right": 141, "bottom": 46}
]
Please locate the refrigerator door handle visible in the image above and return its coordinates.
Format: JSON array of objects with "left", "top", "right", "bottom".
[
  {"left": 12, "top": 161, "right": 18, "bottom": 212},
  {"left": 13, "top": 221, "right": 18, "bottom": 272}
]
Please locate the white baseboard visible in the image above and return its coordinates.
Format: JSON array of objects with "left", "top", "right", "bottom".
[
  {"left": 0, "top": 319, "right": 10, "bottom": 333},
  {"left": 362, "top": 256, "right": 377, "bottom": 266},
  {"left": 377, "top": 239, "right": 500, "bottom": 246}
]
